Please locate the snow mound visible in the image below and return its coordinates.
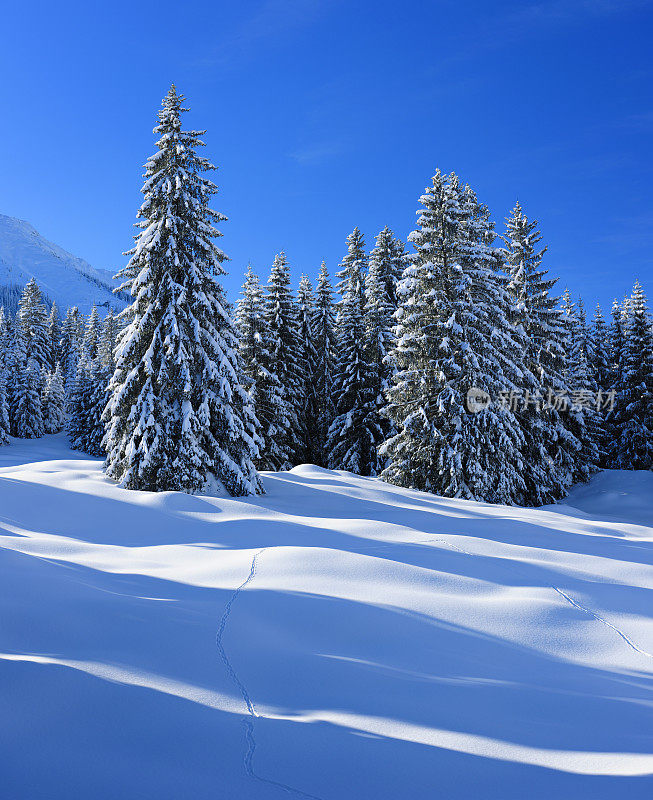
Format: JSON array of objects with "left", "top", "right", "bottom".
[
  {"left": 1, "top": 435, "right": 652, "bottom": 799},
  {"left": 0, "top": 213, "right": 128, "bottom": 314}
]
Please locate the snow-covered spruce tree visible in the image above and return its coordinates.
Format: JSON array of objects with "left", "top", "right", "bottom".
[
  {"left": 67, "top": 354, "right": 94, "bottom": 450},
  {"left": 18, "top": 278, "right": 50, "bottom": 372},
  {"left": 0, "top": 370, "right": 9, "bottom": 445},
  {"left": 296, "top": 274, "right": 320, "bottom": 465},
  {"left": 501, "top": 202, "right": 582, "bottom": 502},
  {"left": 81, "top": 358, "right": 111, "bottom": 456},
  {"left": 588, "top": 303, "right": 611, "bottom": 466},
  {"left": 12, "top": 359, "right": 44, "bottom": 438},
  {"left": 381, "top": 171, "right": 529, "bottom": 504},
  {"left": 82, "top": 306, "right": 101, "bottom": 361},
  {"left": 0, "top": 306, "right": 10, "bottom": 371},
  {"left": 606, "top": 282, "right": 653, "bottom": 469},
  {"left": 67, "top": 312, "right": 119, "bottom": 455},
  {"left": 8, "top": 319, "right": 44, "bottom": 439},
  {"left": 42, "top": 364, "right": 65, "bottom": 434},
  {"left": 103, "top": 85, "right": 262, "bottom": 495},
  {"left": 363, "top": 227, "right": 405, "bottom": 474},
  {"left": 98, "top": 310, "right": 120, "bottom": 369},
  {"left": 46, "top": 303, "right": 60, "bottom": 370},
  {"left": 311, "top": 261, "right": 336, "bottom": 465},
  {"left": 589, "top": 303, "right": 611, "bottom": 394},
  {"left": 326, "top": 227, "right": 378, "bottom": 474},
  {"left": 235, "top": 264, "right": 289, "bottom": 470},
  {"left": 609, "top": 298, "right": 628, "bottom": 387},
  {"left": 263, "top": 251, "right": 303, "bottom": 468},
  {"left": 59, "top": 306, "right": 84, "bottom": 390},
  {"left": 560, "top": 290, "right": 601, "bottom": 476}
]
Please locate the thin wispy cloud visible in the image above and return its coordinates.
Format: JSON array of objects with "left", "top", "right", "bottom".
[
  {"left": 289, "top": 139, "right": 345, "bottom": 165},
  {"left": 437, "top": 0, "right": 652, "bottom": 70},
  {"left": 195, "top": 0, "right": 332, "bottom": 70}
]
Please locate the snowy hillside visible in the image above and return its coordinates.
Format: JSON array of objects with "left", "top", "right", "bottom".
[
  {"left": 0, "top": 214, "right": 127, "bottom": 314},
  {"left": 0, "top": 436, "right": 652, "bottom": 799}
]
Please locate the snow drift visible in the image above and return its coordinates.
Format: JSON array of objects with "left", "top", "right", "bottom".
[{"left": 0, "top": 435, "right": 651, "bottom": 799}]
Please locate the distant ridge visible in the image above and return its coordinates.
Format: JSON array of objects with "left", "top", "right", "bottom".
[{"left": 0, "top": 214, "right": 129, "bottom": 314}]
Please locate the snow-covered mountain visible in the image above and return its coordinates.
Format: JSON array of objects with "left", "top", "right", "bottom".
[
  {"left": 0, "top": 214, "right": 128, "bottom": 314},
  {"left": 1, "top": 435, "right": 652, "bottom": 799}
]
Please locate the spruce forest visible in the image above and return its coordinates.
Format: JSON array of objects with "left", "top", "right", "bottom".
[{"left": 0, "top": 86, "right": 651, "bottom": 505}]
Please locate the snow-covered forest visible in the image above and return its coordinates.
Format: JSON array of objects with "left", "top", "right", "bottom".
[{"left": 0, "top": 86, "right": 651, "bottom": 505}]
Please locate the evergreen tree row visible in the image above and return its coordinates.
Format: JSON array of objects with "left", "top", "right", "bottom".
[
  {"left": 233, "top": 172, "right": 653, "bottom": 504},
  {"left": 0, "top": 280, "right": 120, "bottom": 450},
  {"left": 1, "top": 87, "right": 650, "bottom": 506}
]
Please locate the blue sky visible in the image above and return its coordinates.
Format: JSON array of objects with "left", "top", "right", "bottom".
[{"left": 0, "top": 0, "right": 651, "bottom": 313}]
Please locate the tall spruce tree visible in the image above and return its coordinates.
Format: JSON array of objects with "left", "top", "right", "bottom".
[
  {"left": 297, "top": 274, "right": 320, "bottom": 464},
  {"left": 311, "top": 261, "right": 336, "bottom": 465},
  {"left": 606, "top": 282, "right": 653, "bottom": 469},
  {"left": 0, "top": 371, "right": 9, "bottom": 445},
  {"left": 264, "top": 251, "right": 303, "bottom": 468},
  {"left": 103, "top": 85, "right": 262, "bottom": 495},
  {"left": 46, "top": 303, "right": 60, "bottom": 370},
  {"left": 326, "top": 228, "right": 378, "bottom": 474},
  {"left": 381, "top": 171, "right": 529, "bottom": 503},
  {"left": 9, "top": 285, "right": 46, "bottom": 439},
  {"left": 501, "top": 202, "right": 582, "bottom": 502},
  {"left": 235, "top": 264, "right": 288, "bottom": 470},
  {"left": 0, "top": 307, "right": 10, "bottom": 371},
  {"left": 363, "top": 227, "right": 404, "bottom": 474},
  {"left": 560, "top": 289, "right": 600, "bottom": 476},
  {"left": 589, "top": 303, "right": 611, "bottom": 394}
]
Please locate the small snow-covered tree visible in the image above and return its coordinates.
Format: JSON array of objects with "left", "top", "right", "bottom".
[
  {"left": 103, "top": 85, "right": 262, "bottom": 495},
  {"left": 236, "top": 264, "right": 289, "bottom": 471},
  {"left": 59, "top": 306, "right": 84, "bottom": 389},
  {"left": 82, "top": 306, "right": 101, "bottom": 361},
  {"left": 606, "top": 282, "right": 653, "bottom": 469},
  {"left": 85, "top": 358, "right": 111, "bottom": 456},
  {"left": 264, "top": 251, "right": 303, "bottom": 468},
  {"left": 67, "top": 355, "right": 94, "bottom": 451},
  {"left": 98, "top": 310, "right": 120, "bottom": 369},
  {"left": 42, "top": 364, "right": 65, "bottom": 434},
  {"left": 12, "top": 362, "right": 44, "bottom": 439},
  {"left": 311, "top": 261, "right": 336, "bottom": 464},
  {"left": 326, "top": 227, "right": 378, "bottom": 474}
]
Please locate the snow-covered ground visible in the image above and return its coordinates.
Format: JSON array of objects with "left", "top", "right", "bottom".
[{"left": 0, "top": 435, "right": 651, "bottom": 799}]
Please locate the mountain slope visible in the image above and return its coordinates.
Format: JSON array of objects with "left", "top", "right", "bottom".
[
  {"left": 0, "top": 214, "right": 127, "bottom": 314},
  {"left": 0, "top": 435, "right": 652, "bottom": 799}
]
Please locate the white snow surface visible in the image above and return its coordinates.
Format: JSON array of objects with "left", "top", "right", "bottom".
[
  {"left": 0, "top": 435, "right": 651, "bottom": 799},
  {"left": 0, "top": 214, "right": 127, "bottom": 313}
]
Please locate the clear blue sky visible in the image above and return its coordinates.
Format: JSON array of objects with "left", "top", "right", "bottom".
[{"left": 0, "top": 0, "right": 651, "bottom": 313}]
